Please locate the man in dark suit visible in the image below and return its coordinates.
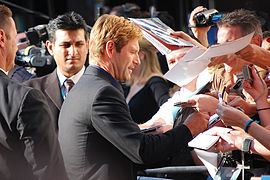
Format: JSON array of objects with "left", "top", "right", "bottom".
[
  {"left": 58, "top": 14, "right": 209, "bottom": 180},
  {"left": 0, "top": 4, "right": 67, "bottom": 180},
  {"left": 24, "top": 12, "right": 89, "bottom": 130}
]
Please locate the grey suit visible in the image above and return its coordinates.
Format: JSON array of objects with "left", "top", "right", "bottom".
[
  {"left": 24, "top": 69, "right": 63, "bottom": 130},
  {"left": 58, "top": 66, "right": 193, "bottom": 180},
  {"left": 0, "top": 71, "right": 67, "bottom": 180}
]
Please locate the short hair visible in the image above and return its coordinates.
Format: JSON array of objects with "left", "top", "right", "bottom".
[
  {"left": 0, "top": 5, "right": 12, "bottom": 34},
  {"left": 110, "top": 3, "right": 142, "bottom": 18},
  {"left": 217, "top": 9, "right": 262, "bottom": 40},
  {"left": 263, "top": 30, "right": 270, "bottom": 39},
  {"left": 47, "top": 11, "right": 88, "bottom": 42},
  {"left": 89, "top": 14, "right": 142, "bottom": 63},
  {"left": 131, "top": 38, "right": 163, "bottom": 84}
]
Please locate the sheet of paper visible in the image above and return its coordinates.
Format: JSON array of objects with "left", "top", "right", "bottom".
[
  {"left": 163, "top": 32, "right": 254, "bottom": 87},
  {"left": 194, "top": 149, "right": 219, "bottom": 178},
  {"left": 164, "top": 47, "right": 206, "bottom": 86},
  {"left": 196, "top": 32, "right": 254, "bottom": 60},
  {"left": 188, "top": 133, "right": 220, "bottom": 150}
]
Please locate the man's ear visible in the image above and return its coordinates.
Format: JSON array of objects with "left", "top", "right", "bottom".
[
  {"left": 0, "top": 30, "right": 6, "bottom": 48},
  {"left": 46, "top": 40, "right": 54, "bottom": 56},
  {"left": 251, "top": 35, "right": 261, "bottom": 46},
  {"left": 266, "top": 37, "right": 270, "bottom": 43},
  {"left": 86, "top": 39, "right": 89, "bottom": 50},
  {"left": 105, "top": 40, "right": 115, "bottom": 58}
]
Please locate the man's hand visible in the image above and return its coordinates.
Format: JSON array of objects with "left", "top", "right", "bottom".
[
  {"left": 242, "top": 65, "right": 268, "bottom": 102},
  {"left": 184, "top": 111, "right": 209, "bottom": 136},
  {"left": 227, "top": 94, "right": 256, "bottom": 115},
  {"left": 189, "top": 6, "right": 210, "bottom": 47},
  {"left": 236, "top": 44, "right": 268, "bottom": 68},
  {"left": 185, "top": 94, "right": 219, "bottom": 115},
  {"left": 215, "top": 130, "right": 248, "bottom": 152},
  {"left": 170, "top": 31, "right": 207, "bottom": 50},
  {"left": 216, "top": 103, "right": 250, "bottom": 128},
  {"left": 139, "top": 118, "right": 172, "bottom": 134}
]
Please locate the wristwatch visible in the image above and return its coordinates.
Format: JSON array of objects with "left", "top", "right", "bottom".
[{"left": 242, "top": 137, "right": 254, "bottom": 153}]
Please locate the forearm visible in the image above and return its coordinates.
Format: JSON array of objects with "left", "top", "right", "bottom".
[
  {"left": 256, "top": 99, "right": 270, "bottom": 127},
  {"left": 191, "top": 28, "right": 209, "bottom": 48},
  {"left": 251, "top": 139, "right": 270, "bottom": 161},
  {"left": 247, "top": 122, "right": 270, "bottom": 151}
]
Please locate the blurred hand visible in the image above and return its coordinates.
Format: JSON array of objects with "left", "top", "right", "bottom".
[
  {"left": 227, "top": 94, "right": 256, "bottom": 115},
  {"left": 184, "top": 111, "right": 209, "bottom": 136},
  {"left": 242, "top": 65, "right": 268, "bottom": 102},
  {"left": 215, "top": 130, "right": 248, "bottom": 152},
  {"left": 139, "top": 118, "right": 172, "bottom": 134},
  {"left": 236, "top": 44, "right": 268, "bottom": 68},
  {"left": 208, "top": 53, "right": 246, "bottom": 69},
  {"left": 216, "top": 103, "right": 250, "bottom": 128},
  {"left": 186, "top": 94, "right": 219, "bottom": 114},
  {"left": 170, "top": 31, "right": 206, "bottom": 50}
]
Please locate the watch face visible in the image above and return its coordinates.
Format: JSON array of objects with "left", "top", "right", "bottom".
[{"left": 242, "top": 137, "right": 253, "bottom": 153}]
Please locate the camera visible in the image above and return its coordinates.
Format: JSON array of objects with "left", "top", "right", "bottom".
[
  {"left": 16, "top": 24, "right": 55, "bottom": 69},
  {"left": 16, "top": 46, "right": 54, "bottom": 68},
  {"left": 229, "top": 65, "right": 253, "bottom": 96},
  {"left": 242, "top": 65, "right": 253, "bottom": 83},
  {"left": 194, "top": 9, "right": 222, "bottom": 27}
]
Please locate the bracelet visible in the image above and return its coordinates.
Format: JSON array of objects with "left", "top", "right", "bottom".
[
  {"left": 244, "top": 119, "right": 260, "bottom": 132},
  {"left": 256, "top": 107, "right": 270, "bottom": 111}
]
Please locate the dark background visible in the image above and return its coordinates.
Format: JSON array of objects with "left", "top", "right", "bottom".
[{"left": 1, "top": 0, "right": 269, "bottom": 33}]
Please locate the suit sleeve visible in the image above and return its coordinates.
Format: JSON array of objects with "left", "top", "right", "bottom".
[
  {"left": 148, "top": 76, "right": 170, "bottom": 106},
  {"left": 91, "top": 86, "right": 193, "bottom": 165},
  {"left": 17, "top": 88, "right": 67, "bottom": 180}
]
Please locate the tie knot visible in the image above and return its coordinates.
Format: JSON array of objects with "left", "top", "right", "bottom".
[{"left": 64, "top": 79, "right": 74, "bottom": 92}]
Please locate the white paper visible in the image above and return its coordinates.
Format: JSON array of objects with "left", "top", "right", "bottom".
[
  {"left": 194, "top": 149, "right": 219, "bottom": 178},
  {"left": 188, "top": 127, "right": 232, "bottom": 152},
  {"left": 164, "top": 46, "right": 206, "bottom": 86},
  {"left": 188, "top": 133, "right": 220, "bottom": 150},
  {"left": 163, "top": 32, "right": 254, "bottom": 87}
]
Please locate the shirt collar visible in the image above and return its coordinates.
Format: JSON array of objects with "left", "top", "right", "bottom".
[
  {"left": 0, "top": 68, "right": 8, "bottom": 75},
  {"left": 57, "top": 66, "right": 85, "bottom": 86},
  {"left": 89, "top": 65, "right": 123, "bottom": 92}
]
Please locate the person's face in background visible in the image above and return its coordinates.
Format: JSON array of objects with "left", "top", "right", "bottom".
[
  {"left": 5, "top": 17, "right": 18, "bottom": 72},
  {"left": 165, "top": 47, "right": 192, "bottom": 70},
  {"left": 131, "top": 50, "right": 144, "bottom": 78},
  {"left": 262, "top": 37, "right": 270, "bottom": 51},
  {"left": 217, "top": 26, "right": 249, "bottom": 74},
  {"left": 46, "top": 29, "right": 88, "bottom": 78}
]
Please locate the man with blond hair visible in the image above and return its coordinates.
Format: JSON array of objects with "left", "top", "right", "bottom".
[
  {"left": 58, "top": 14, "right": 209, "bottom": 180},
  {"left": 0, "top": 4, "right": 67, "bottom": 180}
]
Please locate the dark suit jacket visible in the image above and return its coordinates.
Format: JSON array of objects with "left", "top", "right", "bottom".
[
  {"left": 0, "top": 71, "right": 67, "bottom": 180},
  {"left": 24, "top": 69, "right": 63, "bottom": 130},
  {"left": 58, "top": 66, "right": 193, "bottom": 180}
]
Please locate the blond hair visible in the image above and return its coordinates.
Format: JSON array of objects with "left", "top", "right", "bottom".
[
  {"left": 0, "top": 5, "right": 12, "bottom": 38},
  {"left": 89, "top": 14, "right": 142, "bottom": 63},
  {"left": 130, "top": 38, "right": 163, "bottom": 84}
]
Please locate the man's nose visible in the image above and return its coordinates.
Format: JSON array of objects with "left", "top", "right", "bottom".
[
  {"left": 68, "top": 45, "right": 77, "bottom": 56},
  {"left": 134, "top": 54, "right": 141, "bottom": 66}
]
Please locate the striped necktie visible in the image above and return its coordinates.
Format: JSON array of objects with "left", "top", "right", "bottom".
[{"left": 64, "top": 79, "right": 74, "bottom": 95}]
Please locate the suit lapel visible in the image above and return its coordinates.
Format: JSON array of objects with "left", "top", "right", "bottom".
[
  {"left": 0, "top": 70, "right": 7, "bottom": 78},
  {"left": 44, "top": 70, "right": 63, "bottom": 110}
]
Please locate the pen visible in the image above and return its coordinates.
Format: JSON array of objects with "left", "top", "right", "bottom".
[{"left": 218, "top": 91, "right": 223, "bottom": 104}]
